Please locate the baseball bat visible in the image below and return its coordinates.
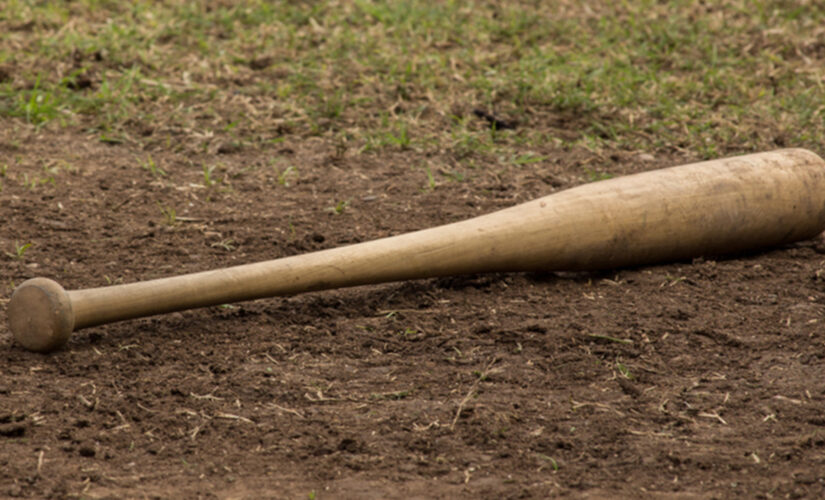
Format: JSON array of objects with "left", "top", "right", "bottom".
[{"left": 7, "top": 149, "right": 825, "bottom": 353}]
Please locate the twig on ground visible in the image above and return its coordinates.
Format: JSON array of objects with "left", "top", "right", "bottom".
[{"left": 450, "top": 358, "right": 499, "bottom": 431}]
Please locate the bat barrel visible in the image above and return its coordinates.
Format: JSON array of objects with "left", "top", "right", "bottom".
[{"left": 7, "top": 148, "right": 825, "bottom": 352}]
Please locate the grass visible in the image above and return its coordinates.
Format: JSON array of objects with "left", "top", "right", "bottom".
[
  {"left": 423, "top": 166, "right": 436, "bottom": 190},
  {"left": 202, "top": 163, "right": 219, "bottom": 187},
  {"left": 156, "top": 202, "right": 177, "bottom": 226},
  {"left": 328, "top": 199, "right": 349, "bottom": 215},
  {"left": 139, "top": 155, "right": 166, "bottom": 178},
  {"left": 5, "top": 242, "right": 32, "bottom": 260},
  {"left": 211, "top": 239, "right": 237, "bottom": 252},
  {"left": 536, "top": 453, "right": 560, "bottom": 472},
  {"left": 584, "top": 168, "right": 613, "bottom": 183},
  {"left": 588, "top": 333, "right": 633, "bottom": 345},
  {"left": 275, "top": 166, "right": 298, "bottom": 187},
  {"left": 616, "top": 361, "right": 633, "bottom": 379},
  {"left": 1, "top": 1, "right": 824, "bottom": 161}
]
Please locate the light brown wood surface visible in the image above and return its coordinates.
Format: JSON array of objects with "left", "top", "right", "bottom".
[{"left": 8, "top": 148, "right": 825, "bottom": 352}]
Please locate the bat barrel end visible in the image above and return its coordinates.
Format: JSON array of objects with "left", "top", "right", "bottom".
[{"left": 7, "top": 278, "right": 75, "bottom": 353}]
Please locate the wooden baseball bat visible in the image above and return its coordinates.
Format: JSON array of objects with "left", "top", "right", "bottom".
[{"left": 7, "top": 149, "right": 825, "bottom": 353}]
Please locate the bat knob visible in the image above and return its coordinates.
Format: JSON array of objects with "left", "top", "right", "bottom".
[{"left": 7, "top": 278, "right": 75, "bottom": 353}]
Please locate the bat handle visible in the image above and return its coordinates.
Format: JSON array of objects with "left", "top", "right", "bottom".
[{"left": 7, "top": 278, "right": 75, "bottom": 353}]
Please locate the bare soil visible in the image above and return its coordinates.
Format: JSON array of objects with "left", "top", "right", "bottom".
[{"left": 2, "top": 129, "right": 825, "bottom": 499}]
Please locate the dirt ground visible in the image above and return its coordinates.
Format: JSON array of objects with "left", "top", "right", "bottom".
[{"left": 2, "top": 128, "right": 825, "bottom": 499}]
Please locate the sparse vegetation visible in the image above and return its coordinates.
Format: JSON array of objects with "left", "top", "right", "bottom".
[
  {"left": 103, "top": 275, "right": 124, "bottom": 285},
  {"left": 157, "top": 202, "right": 177, "bottom": 226},
  {"left": 5, "top": 242, "right": 32, "bottom": 260},
  {"left": 536, "top": 453, "right": 560, "bottom": 472},
  {"left": 0, "top": 1, "right": 822, "bottom": 161},
  {"left": 423, "top": 166, "right": 436, "bottom": 190},
  {"left": 328, "top": 199, "right": 349, "bottom": 215},
  {"left": 139, "top": 156, "right": 166, "bottom": 178},
  {"left": 202, "top": 163, "right": 218, "bottom": 187},
  {"left": 616, "top": 361, "right": 633, "bottom": 379},
  {"left": 276, "top": 166, "right": 298, "bottom": 187},
  {"left": 211, "top": 239, "right": 237, "bottom": 251},
  {"left": 584, "top": 168, "right": 614, "bottom": 182}
]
